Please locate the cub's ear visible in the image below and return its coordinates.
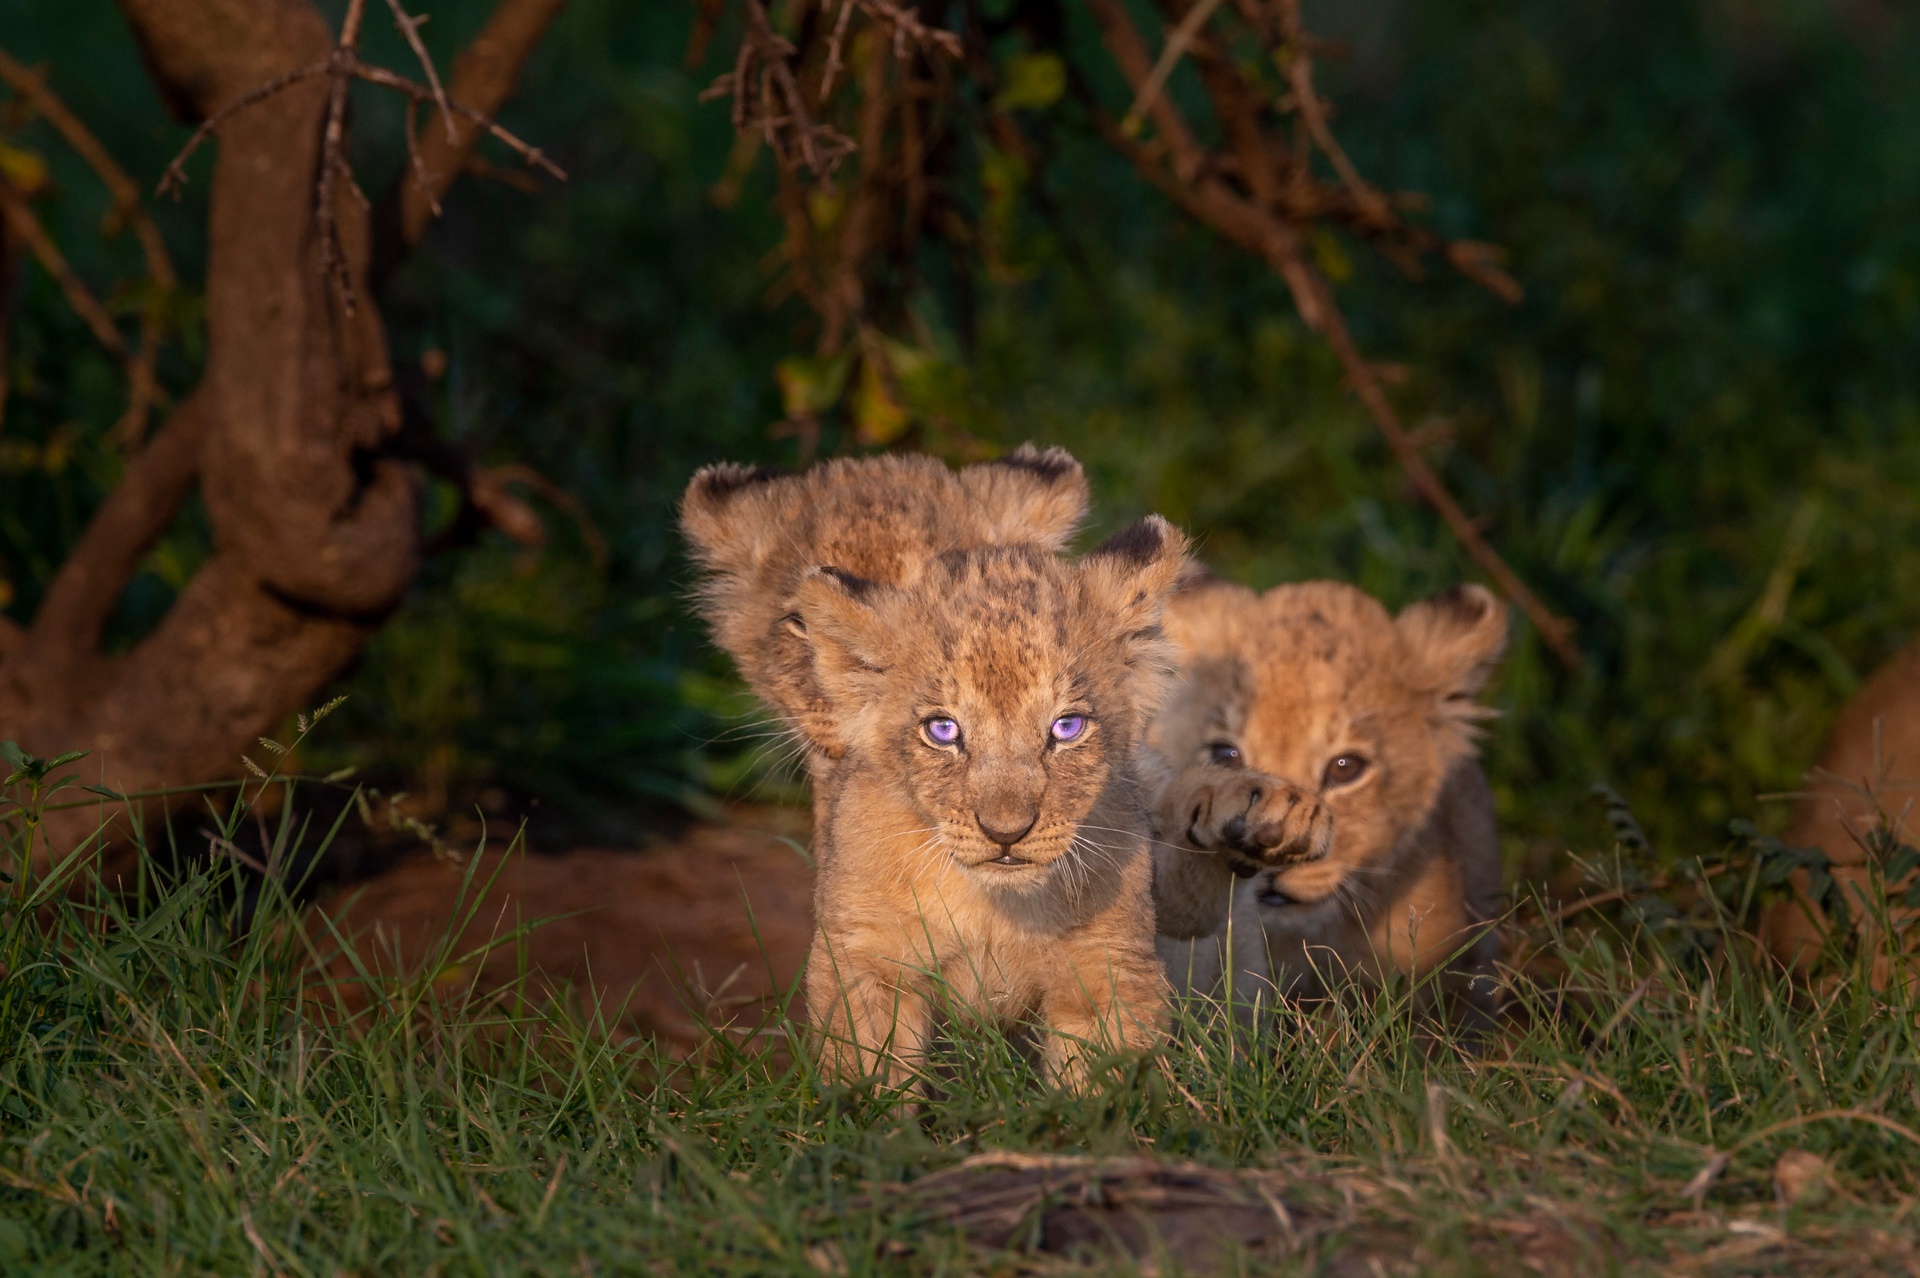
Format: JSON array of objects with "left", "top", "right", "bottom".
[
  {"left": 1080, "top": 515, "right": 1190, "bottom": 631},
  {"left": 786, "top": 565, "right": 892, "bottom": 702},
  {"left": 679, "top": 462, "right": 791, "bottom": 576},
  {"left": 959, "top": 444, "right": 1089, "bottom": 551},
  {"left": 1397, "top": 584, "right": 1508, "bottom": 707}
]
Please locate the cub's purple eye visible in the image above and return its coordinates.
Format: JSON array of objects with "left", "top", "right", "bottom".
[
  {"left": 1050, "top": 715, "right": 1087, "bottom": 743},
  {"left": 924, "top": 717, "right": 961, "bottom": 746}
]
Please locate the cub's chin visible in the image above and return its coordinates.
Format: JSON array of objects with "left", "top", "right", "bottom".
[
  {"left": 1257, "top": 860, "right": 1349, "bottom": 908},
  {"left": 947, "top": 838, "right": 1072, "bottom": 886}
]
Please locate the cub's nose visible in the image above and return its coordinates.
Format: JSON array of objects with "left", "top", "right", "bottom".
[{"left": 976, "top": 811, "right": 1038, "bottom": 848}]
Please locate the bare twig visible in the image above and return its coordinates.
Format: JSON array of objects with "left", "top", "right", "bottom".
[
  {"left": 397, "top": 0, "right": 568, "bottom": 247},
  {"left": 26, "top": 390, "right": 211, "bottom": 663},
  {"left": 353, "top": 63, "right": 564, "bottom": 181},
  {"left": 0, "top": 47, "right": 179, "bottom": 445},
  {"left": 154, "top": 0, "right": 564, "bottom": 314},
  {"left": 381, "top": 0, "right": 457, "bottom": 143},
  {"left": 0, "top": 180, "right": 127, "bottom": 358},
  {"left": 1120, "top": 0, "right": 1229, "bottom": 138},
  {"left": 316, "top": 0, "right": 370, "bottom": 313},
  {"left": 1305, "top": 263, "right": 1580, "bottom": 666},
  {"left": 155, "top": 61, "right": 332, "bottom": 198},
  {"left": 1079, "top": 0, "right": 1576, "bottom": 665}
]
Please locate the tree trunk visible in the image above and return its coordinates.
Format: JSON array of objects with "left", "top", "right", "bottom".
[{"left": 1, "top": 0, "right": 419, "bottom": 869}]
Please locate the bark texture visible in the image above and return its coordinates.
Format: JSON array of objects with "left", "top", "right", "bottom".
[{"left": 1, "top": 0, "right": 505, "bottom": 865}]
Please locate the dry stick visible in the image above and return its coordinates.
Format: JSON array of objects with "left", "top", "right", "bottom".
[
  {"left": 857, "top": 0, "right": 961, "bottom": 60},
  {"left": 156, "top": 62, "right": 333, "bottom": 197},
  {"left": 0, "top": 47, "right": 180, "bottom": 446},
  {"left": 1303, "top": 259, "right": 1581, "bottom": 667},
  {"left": 1084, "top": 0, "right": 1578, "bottom": 665},
  {"left": 352, "top": 64, "right": 563, "bottom": 180},
  {"left": 315, "top": 0, "right": 368, "bottom": 314},
  {"left": 156, "top": 18, "right": 562, "bottom": 198},
  {"left": 1550, "top": 864, "right": 1730, "bottom": 924},
  {"left": 402, "top": 98, "right": 440, "bottom": 220},
  {"left": 820, "top": 0, "right": 860, "bottom": 101},
  {"left": 1120, "top": 0, "right": 1229, "bottom": 138},
  {"left": 27, "top": 390, "right": 211, "bottom": 659},
  {"left": 398, "top": 0, "right": 569, "bottom": 247},
  {"left": 0, "top": 182, "right": 127, "bottom": 358},
  {"left": 381, "top": 0, "right": 457, "bottom": 143}
]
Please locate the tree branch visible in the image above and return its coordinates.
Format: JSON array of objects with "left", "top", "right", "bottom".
[
  {"left": 25, "top": 390, "right": 211, "bottom": 664},
  {"left": 0, "top": 179, "right": 128, "bottom": 359},
  {"left": 0, "top": 45, "right": 179, "bottom": 445},
  {"left": 1079, "top": 0, "right": 1578, "bottom": 666},
  {"left": 396, "top": 0, "right": 568, "bottom": 249}
]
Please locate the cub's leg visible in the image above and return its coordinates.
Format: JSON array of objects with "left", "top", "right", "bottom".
[
  {"left": 805, "top": 933, "right": 931, "bottom": 1091},
  {"left": 1037, "top": 939, "right": 1168, "bottom": 1089},
  {"left": 1151, "top": 763, "right": 1333, "bottom": 939}
]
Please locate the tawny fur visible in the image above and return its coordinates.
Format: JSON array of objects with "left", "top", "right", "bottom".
[
  {"left": 680, "top": 450, "right": 1182, "bottom": 1086},
  {"left": 680, "top": 446, "right": 1089, "bottom": 761},
  {"left": 1759, "top": 638, "right": 1920, "bottom": 987},
  {"left": 1148, "top": 578, "right": 1509, "bottom": 1024}
]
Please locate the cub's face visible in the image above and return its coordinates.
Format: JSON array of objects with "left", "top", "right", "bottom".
[
  {"left": 791, "top": 524, "right": 1185, "bottom": 889},
  {"left": 1155, "top": 581, "right": 1506, "bottom": 907}
]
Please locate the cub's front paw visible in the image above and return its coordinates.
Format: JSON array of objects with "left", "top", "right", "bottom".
[{"left": 1177, "top": 768, "right": 1333, "bottom": 877}]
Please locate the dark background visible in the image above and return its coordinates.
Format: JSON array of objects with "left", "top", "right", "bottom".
[{"left": 5, "top": 0, "right": 1919, "bottom": 883}]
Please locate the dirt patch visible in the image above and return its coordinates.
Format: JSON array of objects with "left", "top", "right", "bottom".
[{"left": 313, "top": 808, "right": 815, "bottom": 1054}]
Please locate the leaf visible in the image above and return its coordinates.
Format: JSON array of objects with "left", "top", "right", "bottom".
[
  {"left": 0, "top": 142, "right": 51, "bottom": 197},
  {"left": 0, "top": 741, "right": 27, "bottom": 770},
  {"left": 994, "top": 53, "right": 1066, "bottom": 113},
  {"left": 774, "top": 351, "right": 854, "bottom": 419},
  {"left": 852, "top": 355, "right": 910, "bottom": 446},
  {"left": 1312, "top": 228, "right": 1353, "bottom": 284},
  {"left": 46, "top": 751, "right": 88, "bottom": 769}
]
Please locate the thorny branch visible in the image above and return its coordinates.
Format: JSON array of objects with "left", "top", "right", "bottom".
[
  {"left": 396, "top": 0, "right": 569, "bottom": 251},
  {"left": 155, "top": 0, "right": 564, "bottom": 314},
  {"left": 0, "top": 46, "right": 179, "bottom": 445},
  {"left": 702, "top": 0, "right": 1578, "bottom": 666}
]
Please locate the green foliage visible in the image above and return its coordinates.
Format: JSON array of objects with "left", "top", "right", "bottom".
[{"left": 4, "top": 0, "right": 1920, "bottom": 868}]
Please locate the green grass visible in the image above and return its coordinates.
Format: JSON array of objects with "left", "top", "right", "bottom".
[{"left": 3, "top": 769, "right": 1918, "bottom": 1276}]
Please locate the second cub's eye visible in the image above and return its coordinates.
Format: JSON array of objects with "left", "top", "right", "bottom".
[
  {"left": 924, "top": 717, "right": 962, "bottom": 746},
  {"left": 1050, "top": 715, "right": 1088, "bottom": 743},
  {"left": 1208, "top": 741, "right": 1243, "bottom": 767},
  {"left": 1322, "top": 754, "right": 1370, "bottom": 787}
]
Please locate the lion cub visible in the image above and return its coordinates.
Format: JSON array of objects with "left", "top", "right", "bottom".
[
  {"left": 1150, "top": 578, "right": 1508, "bottom": 1023},
  {"left": 681, "top": 448, "right": 1183, "bottom": 1086}
]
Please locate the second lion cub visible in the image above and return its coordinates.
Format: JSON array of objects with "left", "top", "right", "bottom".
[{"left": 1151, "top": 578, "right": 1509, "bottom": 1023}]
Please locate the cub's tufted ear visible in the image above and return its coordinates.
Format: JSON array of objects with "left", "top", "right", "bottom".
[
  {"left": 1079, "top": 515, "right": 1190, "bottom": 641},
  {"left": 1397, "top": 584, "right": 1508, "bottom": 708},
  {"left": 959, "top": 444, "right": 1089, "bottom": 551},
  {"left": 786, "top": 565, "right": 893, "bottom": 704},
  {"left": 678, "top": 462, "right": 792, "bottom": 577}
]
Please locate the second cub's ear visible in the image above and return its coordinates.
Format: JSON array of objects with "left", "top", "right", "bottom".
[
  {"left": 1079, "top": 515, "right": 1190, "bottom": 626},
  {"left": 679, "top": 462, "right": 791, "bottom": 577},
  {"left": 960, "top": 444, "right": 1090, "bottom": 551},
  {"left": 787, "top": 565, "right": 892, "bottom": 697},
  {"left": 1397, "top": 584, "right": 1508, "bottom": 705}
]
